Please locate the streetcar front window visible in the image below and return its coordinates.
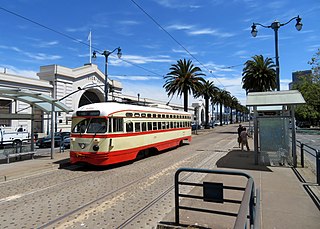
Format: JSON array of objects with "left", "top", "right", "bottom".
[
  {"left": 72, "top": 118, "right": 107, "bottom": 134},
  {"left": 73, "top": 119, "right": 89, "bottom": 133},
  {"left": 87, "top": 118, "right": 107, "bottom": 133}
]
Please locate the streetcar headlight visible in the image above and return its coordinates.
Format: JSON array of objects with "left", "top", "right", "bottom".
[
  {"left": 79, "top": 143, "right": 86, "bottom": 149},
  {"left": 93, "top": 145, "right": 99, "bottom": 151}
]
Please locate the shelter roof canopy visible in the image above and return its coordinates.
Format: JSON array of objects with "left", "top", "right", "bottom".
[
  {"left": 246, "top": 90, "right": 305, "bottom": 107},
  {"left": 0, "top": 88, "right": 72, "bottom": 113}
]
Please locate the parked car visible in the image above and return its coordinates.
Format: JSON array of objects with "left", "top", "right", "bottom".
[
  {"left": 62, "top": 137, "right": 70, "bottom": 149},
  {"left": 209, "top": 121, "right": 215, "bottom": 128},
  {"left": 191, "top": 123, "right": 201, "bottom": 130},
  {"left": 36, "top": 132, "right": 70, "bottom": 148}
]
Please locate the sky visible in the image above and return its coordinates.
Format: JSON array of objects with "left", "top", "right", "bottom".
[{"left": 0, "top": 0, "right": 319, "bottom": 106}]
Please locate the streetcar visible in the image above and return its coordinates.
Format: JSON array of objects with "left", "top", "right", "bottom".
[{"left": 70, "top": 102, "right": 192, "bottom": 166}]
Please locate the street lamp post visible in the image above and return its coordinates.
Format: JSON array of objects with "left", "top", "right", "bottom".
[
  {"left": 251, "top": 16, "right": 302, "bottom": 91},
  {"left": 92, "top": 47, "right": 122, "bottom": 102}
]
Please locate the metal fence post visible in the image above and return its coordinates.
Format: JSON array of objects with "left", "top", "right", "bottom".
[
  {"left": 316, "top": 150, "right": 320, "bottom": 185},
  {"left": 300, "top": 143, "right": 304, "bottom": 168}
]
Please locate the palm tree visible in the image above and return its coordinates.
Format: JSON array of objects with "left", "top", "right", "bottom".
[
  {"left": 194, "top": 80, "right": 219, "bottom": 128},
  {"left": 164, "top": 59, "right": 205, "bottom": 111},
  {"left": 242, "top": 55, "right": 277, "bottom": 93},
  {"left": 229, "top": 96, "right": 239, "bottom": 124},
  {"left": 216, "top": 89, "right": 231, "bottom": 126}
]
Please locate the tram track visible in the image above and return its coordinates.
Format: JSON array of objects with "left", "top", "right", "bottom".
[
  {"left": 45, "top": 133, "right": 233, "bottom": 228},
  {"left": 39, "top": 149, "right": 208, "bottom": 228},
  {"left": 116, "top": 147, "right": 224, "bottom": 228},
  {"left": 0, "top": 126, "right": 238, "bottom": 228}
]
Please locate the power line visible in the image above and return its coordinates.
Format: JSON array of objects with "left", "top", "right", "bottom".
[
  {"left": 120, "top": 59, "right": 163, "bottom": 77},
  {"left": 0, "top": 6, "right": 93, "bottom": 49},
  {"left": 130, "top": 0, "right": 225, "bottom": 88},
  {"left": 0, "top": 5, "right": 165, "bottom": 77}
]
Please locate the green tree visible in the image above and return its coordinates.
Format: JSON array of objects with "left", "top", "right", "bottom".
[
  {"left": 194, "top": 80, "right": 219, "bottom": 128},
  {"left": 242, "top": 55, "right": 276, "bottom": 93},
  {"left": 294, "top": 49, "right": 320, "bottom": 126},
  {"left": 164, "top": 59, "right": 205, "bottom": 111}
]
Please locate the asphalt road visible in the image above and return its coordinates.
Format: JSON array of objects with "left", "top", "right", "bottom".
[{"left": 0, "top": 125, "right": 239, "bottom": 229}]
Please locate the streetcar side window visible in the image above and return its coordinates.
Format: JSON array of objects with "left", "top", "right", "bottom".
[
  {"left": 126, "top": 121, "right": 133, "bottom": 132},
  {"left": 147, "top": 122, "right": 152, "bottom": 131},
  {"left": 112, "top": 118, "right": 124, "bottom": 132},
  {"left": 162, "top": 122, "right": 166, "bottom": 129},
  {"left": 135, "top": 122, "right": 141, "bottom": 132},
  {"left": 152, "top": 122, "right": 157, "bottom": 130},
  {"left": 158, "top": 122, "right": 161, "bottom": 130},
  {"left": 142, "top": 122, "right": 147, "bottom": 131},
  {"left": 166, "top": 122, "right": 169, "bottom": 129}
]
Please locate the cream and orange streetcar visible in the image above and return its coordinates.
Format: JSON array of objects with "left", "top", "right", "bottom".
[{"left": 70, "top": 102, "right": 192, "bottom": 166}]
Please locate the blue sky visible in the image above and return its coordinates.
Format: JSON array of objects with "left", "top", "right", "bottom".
[{"left": 0, "top": 0, "right": 319, "bottom": 106}]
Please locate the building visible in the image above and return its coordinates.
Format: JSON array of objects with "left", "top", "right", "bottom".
[
  {"left": 1, "top": 64, "right": 205, "bottom": 135},
  {"left": 289, "top": 70, "right": 312, "bottom": 89}
]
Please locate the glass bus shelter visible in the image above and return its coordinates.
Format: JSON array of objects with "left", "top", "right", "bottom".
[{"left": 246, "top": 90, "right": 305, "bottom": 167}]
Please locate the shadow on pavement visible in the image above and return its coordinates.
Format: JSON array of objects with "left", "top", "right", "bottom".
[{"left": 216, "top": 150, "right": 272, "bottom": 172}]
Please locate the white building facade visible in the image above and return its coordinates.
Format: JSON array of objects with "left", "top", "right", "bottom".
[{"left": 0, "top": 64, "right": 206, "bottom": 135}]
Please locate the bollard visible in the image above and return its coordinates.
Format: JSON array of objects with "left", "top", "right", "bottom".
[
  {"left": 301, "top": 143, "right": 304, "bottom": 168},
  {"left": 317, "top": 150, "right": 320, "bottom": 185}
]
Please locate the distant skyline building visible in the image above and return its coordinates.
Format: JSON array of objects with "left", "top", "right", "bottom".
[{"left": 289, "top": 70, "right": 312, "bottom": 89}]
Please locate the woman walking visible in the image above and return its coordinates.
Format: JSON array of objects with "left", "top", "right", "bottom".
[{"left": 240, "top": 127, "right": 250, "bottom": 151}]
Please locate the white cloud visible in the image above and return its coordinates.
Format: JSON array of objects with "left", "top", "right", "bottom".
[
  {"left": 37, "top": 41, "right": 59, "bottom": 48},
  {"left": 117, "top": 20, "right": 140, "bottom": 25},
  {"left": 166, "top": 24, "right": 194, "bottom": 30},
  {"left": 0, "top": 45, "right": 61, "bottom": 61},
  {"left": 2, "top": 65, "right": 38, "bottom": 79},
  {"left": 167, "top": 24, "right": 234, "bottom": 38},
  {"left": 188, "top": 28, "right": 234, "bottom": 38},
  {"left": 172, "top": 48, "right": 197, "bottom": 55},
  {"left": 65, "top": 26, "right": 88, "bottom": 32},
  {"left": 116, "top": 54, "right": 174, "bottom": 65},
  {"left": 155, "top": 0, "right": 201, "bottom": 9},
  {"left": 112, "top": 75, "right": 162, "bottom": 81}
]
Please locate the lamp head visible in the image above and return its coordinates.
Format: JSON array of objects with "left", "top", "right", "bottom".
[
  {"left": 295, "top": 16, "right": 302, "bottom": 31},
  {"left": 117, "top": 47, "right": 122, "bottom": 59},
  {"left": 251, "top": 23, "right": 257, "bottom": 37},
  {"left": 92, "top": 51, "right": 97, "bottom": 59}
]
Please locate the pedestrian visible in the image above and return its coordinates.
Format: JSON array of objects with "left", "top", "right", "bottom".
[
  {"left": 240, "top": 127, "right": 250, "bottom": 151},
  {"left": 237, "top": 124, "right": 243, "bottom": 148}
]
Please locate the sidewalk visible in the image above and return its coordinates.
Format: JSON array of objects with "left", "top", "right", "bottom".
[
  {"left": 0, "top": 149, "right": 70, "bottom": 182},
  {"left": 158, "top": 127, "right": 320, "bottom": 229}
]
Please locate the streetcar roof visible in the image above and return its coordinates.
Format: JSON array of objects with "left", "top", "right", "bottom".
[{"left": 72, "top": 102, "right": 191, "bottom": 117}]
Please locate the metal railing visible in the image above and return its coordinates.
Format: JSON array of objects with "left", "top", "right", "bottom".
[
  {"left": 1, "top": 139, "right": 36, "bottom": 163},
  {"left": 296, "top": 140, "right": 320, "bottom": 185},
  {"left": 174, "top": 168, "right": 260, "bottom": 229}
]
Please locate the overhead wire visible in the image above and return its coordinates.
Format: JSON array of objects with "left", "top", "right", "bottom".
[
  {"left": 0, "top": 4, "right": 249, "bottom": 88},
  {"left": 130, "top": 0, "right": 225, "bottom": 88},
  {"left": 0, "top": 5, "right": 165, "bottom": 77}
]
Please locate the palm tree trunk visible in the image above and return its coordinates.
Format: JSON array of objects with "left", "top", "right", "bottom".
[
  {"left": 205, "top": 97, "right": 209, "bottom": 129},
  {"left": 183, "top": 90, "right": 188, "bottom": 112},
  {"left": 219, "top": 103, "right": 223, "bottom": 126},
  {"left": 236, "top": 109, "right": 238, "bottom": 123}
]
